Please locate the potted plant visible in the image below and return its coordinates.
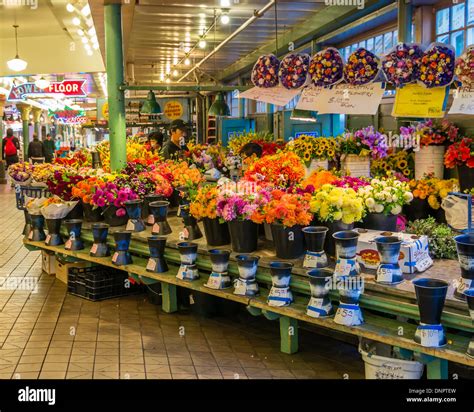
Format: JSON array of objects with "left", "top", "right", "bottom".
[
  {"left": 310, "top": 184, "right": 364, "bottom": 256},
  {"left": 216, "top": 181, "right": 270, "bottom": 253},
  {"left": 444, "top": 137, "right": 474, "bottom": 192},
  {"left": 189, "top": 184, "right": 230, "bottom": 246},
  {"left": 339, "top": 126, "right": 388, "bottom": 178},
  {"left": 252, "top": 189, "right": 312, "bottom": 259},
  {"left": 357, "top": 177, "right": 413, "bottom": 231}
]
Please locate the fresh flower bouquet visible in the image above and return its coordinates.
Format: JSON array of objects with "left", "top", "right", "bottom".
[
  {"left": 216, "top": 185, "right": 271, "bottom": 222},
  {"left": 91, "top": 181, "right": 138, "bottom": 217},
  {"left": 371, "top": 150, "right": 414, "bottom": 178},
  {"left": 224, "top": 151, "right": 242, "bottom": 175},
  {"left": 252, "top": 189, "right": 312, "bottom": 227},
  {"left": 340, "top": 126, "right": 388, "bottom": 159},
  {"left": 309, "top": 47, "right": 344, "bottom": 87},
  {"left": 418, "top": 43, "right": 455, "bottom": 88},
  {"left": 301, "top": 170, "right": 338, "bottom": 191},
  {"left": 382, "top": 43, "right": 424, "bottom": 87},
  {"left": 251, "top": 54, "right": 280, "bottom": 88},
  {"left": 408, "top": 175, "right": 458, "bottom": 209},
  {"left": 40, "top": 196, "right": 78, "bottom": 219},
  {"left": 144, "top": 170, "right": 173, "bottom": 198},
  {"left": 228, "top": 131, "right": 274, "bottom": 154},
  {"left": 357, "top": 177, "right": 413, "bottom": 215},
  {"left": 46, "top": 169, "right": 85, "bottom": 201},
  {"left": 310, "top": 184, "right": 364, "bottom": 224},
  {"left": 243, "top": 152, "right": 305, "bottom": 187},
  {"left": 8, "top": 162, "right": 33, "bottom": 184},
  {"left": 343, "top": 48, "right": 380, "bottom": 85},
  {"left": 286, "top": 135, "right": 339, "bottom": 164},
  {"left": 71, "top": 176, "right": 106, "bottom": 205},
  {"left": 444, "top": 137, "right": 474, "bottom": 168},
  {"left": 333, "top": 175, "right": 370, "bottom": 191},
  {"left": 31, "top": 163, "right": 58, "bottom": 184},
  {"left": 455, "top": 47, "right": 474, "bottom": 87},
  {"left": 168, "top": 161, "right": 204, "bottom": 189},
  {"left": 413, "top": 119, "right": 459, "bottom": 147},
  {"left": 189, "top": 184, "right": 219, "bottom": 220},
  {"left": 115, "top": 173, "right": 157, "bottom": 199},
  {"left": 25, "top": 196, "right": 48, "bottom": 215},
  {"left": 278, "top": 53, "right": 310, "bottom": 89},
  {"left": 53, "top": 149, "right": 91, "bottom": 168}
]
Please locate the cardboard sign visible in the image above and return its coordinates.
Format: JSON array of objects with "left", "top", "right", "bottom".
[
  {"left": 392, "top": 84, "right": 449, "bottom": 118},
  {"left": 448, "top": 87, "right": 474, "bottom": 115},
  {"left": 296, "top": 83, "right": 385, "bottom": 115},
  {"left": 238, "top": 86, "right": 300, "bottom": 106}
]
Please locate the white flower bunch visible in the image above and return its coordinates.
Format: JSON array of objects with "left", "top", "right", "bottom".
[{"left": 358, "top": 177, "right": 413, "bottom": 215}]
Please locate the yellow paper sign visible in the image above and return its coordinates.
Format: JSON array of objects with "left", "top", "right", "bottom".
[
  {"left": 164, "top": 101, "right": 183, "bottom": 120},
  {"left": 101, "top": 101, "right": 109, "bottom": 120},
  {"left": 392, "top": 84, "right": 449, "bottom": 118}
]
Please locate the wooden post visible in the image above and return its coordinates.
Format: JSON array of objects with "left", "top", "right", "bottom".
[
  {"left": 161, "top": 283, "right": 178, "bottom": 313},
  {"left": 280, "top": 316, "right": 298, "bottom": 354}
]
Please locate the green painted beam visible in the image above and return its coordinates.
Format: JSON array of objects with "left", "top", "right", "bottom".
[
  {"left": 105, "top": 3, "right": 127, "bottom": 171},
  {"left": 119, "top": 85, "right": 250, "bottom": 92},
  {"left": 217, "top": 0, "right": 395, "bottom": 81},
  {"left": 397, "top": 0, "right": 413, "bottom": 43}
]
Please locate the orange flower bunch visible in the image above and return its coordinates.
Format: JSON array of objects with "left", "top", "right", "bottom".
[
  {"left": 71, "top": 176, "right": 102, "bottom": 204},
  {"left": 168, "top": 161, "right": 204, "bottom": 188},
  {"left": 243, "top": 152, "right": 305, "bottom": 187},
  {"left": 189, "top": 185, "right": 219, "bottom": 220},
  {"left": 252, "top": 189, "right": 313, "bottom": 227},
  {"left": 42, "top": 196, "right": 63, "bottom": 207},
  {"left": 301, "top": 170, "right": 338, "bottom": 190}
]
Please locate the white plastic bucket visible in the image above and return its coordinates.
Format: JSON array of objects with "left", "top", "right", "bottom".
[
  {"left": 341, "top": 155, "right": 371, "bottom": 178},
  {"left": 305, "top": 158, "right": 329, "bottom": 177},
  {"left": 359, "top": 345, "right": 424, "bottom": 379},
  {"left": 415, "top": 145, "right": 445, "bottom": 179}
]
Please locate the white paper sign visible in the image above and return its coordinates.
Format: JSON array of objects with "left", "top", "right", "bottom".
[
  {"left": 234, "top": 280, "right": 246, "bottom": 296},
  {"left": 335, "top": 307, "right": 357, "bottom": 326},
  {"left": 65, "top": 239, "right": 72, "bottom": 249},
  {"left": 297, "top": 83, "right": 385, "bottom": 115},
  {"left": 206, "top": 274, "right": 222, "bottom": 289},
  {"left": 45, "top": 235, "right": 51, "bottom": 244},
  {"left": 415, "top": 255, "right": 433, "bottom": 272},
  {"left": 377, "top": 267, "right": 393, "bottom": 283},
  {"left": 309, "top": 297, "right": 324, "bottom": 308},
  {"left": 335, "top": 260, "right": 353, "bottom": 277},
  {"left": 448, "top": 87, "right": 474, "bottom": 115},
  {"left": 90, "top": 244, "right": 98, "bottom": 255},
  {"left": 239, "top": 86, "right": 300, "bottom": 106},
  {"left": 420, "top": 328, "right": 440, "bottom": 347},
  {"left": 146, "top": 259, "right": 157, "bottom": 272},
  {"left": 28, "top": 231, "right": 33, "bottom": 240},
  {"left": 112, "top": 252, "right": 119, "bottom": 263}
]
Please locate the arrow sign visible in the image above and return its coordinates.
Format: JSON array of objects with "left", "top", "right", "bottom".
[{"left": 7, "top": 79, "right": 87, "bottom": 101}]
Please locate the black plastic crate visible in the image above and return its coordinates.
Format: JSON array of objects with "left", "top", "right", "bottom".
[{"left": 68, "top": 265, "right": 141, "bottom": 301}]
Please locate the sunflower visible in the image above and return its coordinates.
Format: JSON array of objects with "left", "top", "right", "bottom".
[
  {"left": 315, "top": 148, "right": 324, "bottom": 157},
  {"left": 303, "top": 150, "right": 311, "bottom": 162},
  {"left": 397, "top": 159, "right": 408, "bottom": 169},
  {"left": 300, "top": 135, "right": 307, "bottom": 142},
  {"left": 327, "top": 149, "right": 335, "bottom": 158},
  {"left": 402, "top": 168, "right": 411, "bottom": 176}
]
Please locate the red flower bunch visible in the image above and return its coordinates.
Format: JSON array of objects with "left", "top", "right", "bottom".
[
  {"left": 257, "top": 141, "right": 285, "bottom": 156},
  {"left": 53, "top": 150, "right": 91, "bottom": 168},
  {"left": 47, "top": 169, "right": 85, "bottom": 201},
  {"left": 444, "top": 137, "right": 474, "bottom": 169}
]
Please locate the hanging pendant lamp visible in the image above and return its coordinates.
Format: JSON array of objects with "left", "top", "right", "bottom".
[
  {"left": 290, "top": 108, "right": 317, "bottom": 123},
  {"left": 140, "top": 90, "right": 162, "bottom": 115},
  {"left": 208, "top": 92, "right": 230, "bottom": 116},
  {"left": 35, "top": 77, "right": 50, "bottom": 89},
  {"left": 7, "top": 25, "right": 28, "bottom": 72}
]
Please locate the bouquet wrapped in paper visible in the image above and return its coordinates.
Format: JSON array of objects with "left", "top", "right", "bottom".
[
  {"left": 344, "top": 48, "right": 380, "bottom": 85},
  {"left": 9, "top": 162, "right": 33, "bottom": 186},
  {"left": 418, "top": 43, "right": 455, "bottom": 88},
  {"left": 40, "top": 196, "right": 79, "bottom": 219},
  {"left": 25, "top": 196, "right": 49, "bottom": 215},
  {"left": 251, "top": 54, "right": 280, "bottom": 88}
]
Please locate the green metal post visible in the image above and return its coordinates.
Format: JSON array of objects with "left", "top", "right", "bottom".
[
  {"left": 397, "top": 0, "right": 413, "bottom": 43},
  {"left": 280, "top": 316, "right": 298, "bottom": 354},
  {"left": 105, "top": 3, "right": 126, "bottom": 171},
  {"left": 161, "top": 283, "right": 178, "bottom": 313}
]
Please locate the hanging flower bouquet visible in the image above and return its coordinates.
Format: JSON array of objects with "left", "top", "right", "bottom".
[
  {"left": 286, "top": 135, "right": 339, "bottom": 165},
  {"left": 418, "top": 43, "right": 455, "bottom": 88},
  {"left": 455, "top": 47, "right": 474, "bottom": 87},
  {"left": 189, "top": 184, "right": 219, "bottom": 220},
  {"left": 8, "top": 162, "right": 33, "bottom": 185},
  {"left": 343, "top": 48, "right": 380, "bottom": 85},
  {"left": 251, "top": 54, "right": 280, "bottom": 88},
  {"left": 310, "top": 184, "right": 364, "bottom": 224},
  {"left": 382, "top": 43, "right": 424, "bottom": 87},
  {"left": 278, "top": 53, "right": 310, "bottom": 89},
  {"left": 309, "top": 47, "right": 344, "bottom": 87},
  {"left": 357, "top": 177, "right": 413, "bottom": 216},
  {"left": 243, "top": 152, "right": 305, "bottom": 187}
]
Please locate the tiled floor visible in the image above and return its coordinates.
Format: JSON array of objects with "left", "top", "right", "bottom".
[{"left": 0, "top": 185, "right": 365, "bottom": 379}]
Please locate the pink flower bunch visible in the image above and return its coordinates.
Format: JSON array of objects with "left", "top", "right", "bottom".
[
  {"left": 334, "top": 176, "right": 370, "bottom": 191},
  {"left": 91, "top": 181, "right": 138, "bottom": 216},
  {"left": 216, "top": 188, "right": 271, "bottom": 222}
]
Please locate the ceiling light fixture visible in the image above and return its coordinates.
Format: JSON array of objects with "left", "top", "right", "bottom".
[
  {"left": 35, "top": 77, "right": 50, "bottom": 89},
  {"left": 220, "top": 0, "right": 230, "bottom": 7},
  {"left": 81, "top": 4, "right": 91, "bottom": 16},
  {"left": 72, "top": 17, "right": 81, "bottom": 26},
  {"left": 172, "top": 69, "right": 178, "bottom": 77},
  {"left": 140, "top": 90, "right": 162, "bottom": 115},
  {"left": 208, "top": 92, "right": 230, "bottom": 116},
  {"left": 66, "top": 3, "right": 74, "bottom": 12},
  {"left": 7, "top": 25, "right": 27, "bottom": 72},
  {"left": 290, "top": 109, "right": 317, "bottom": 123},
  {"left": 184, "top": 57, "right": 191, "bottom": 66},
  {"left": 220, "top": 12, "right": 230, "bottom": 25},
  {"left": 77, "top": 28, "right": 84, "bottom": 36},
  {"left": 198, "top": 38, "right": 206, "bottom": 49}
]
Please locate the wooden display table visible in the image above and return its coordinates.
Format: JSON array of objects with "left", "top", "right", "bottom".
[{"left": 23, "top": 216, "right": 473, "bottom": 379}]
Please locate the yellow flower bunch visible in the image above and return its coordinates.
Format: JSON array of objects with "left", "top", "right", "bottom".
[
  {"left": 228, "top": 131, "right": 274, "bottom": 154},
  {"left": 409, "top": 176, "right": 458, "bottom": 209},
  {"left": 189, "top": 185, "right": 219, "bottom": 220},
  {"left": 310, "top": 184, "right": 364, "bottom": 224},
  {"left": 371, "top": 150, "right": 414, "bottom": 178},
  {"left": 168, "top": 161, "right": 204, "bottom": 188},
  {"left": 286, "top": 135, "right": 339, "bottom": 164}
]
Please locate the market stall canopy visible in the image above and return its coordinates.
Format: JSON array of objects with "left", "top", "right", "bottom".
[{"left": 0, "top": 0, "right": 104, "bottom": 77}]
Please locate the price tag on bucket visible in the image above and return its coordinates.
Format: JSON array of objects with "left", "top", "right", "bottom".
[
  {"left": 335, "top": 307, "right": 357, "bottom": 326},
  {"left": 335, "top": 259, "right": 353, "bottom": 277},
  {"left": 45, "top": 234, "right": 51, "bottom": 244},
  {"left": 234, "top": 279, "right": 246, "bottom": 295},
  {"left": 28, "top": 231, "right": 33, "bottom": 240},
  {"left": 112, "top": 252, "right": 119, "bottom": 263},
  {"left": 90, "top": 244, "right": 98, "bottom": 255},
  {"left": 420, "top": 328, "right": 440, "bottom": 347},
  {"left": 206, "top": 273, "right": 222, "bottom": 289},
  {"left": 415, "top": 255, "right": 433, "bottom": 272},
  {"left": 65, "top": 239, "right": 72, "bottom": 249},
  {"left": 377, "top": 267, "right": 393, "bottom": 283},
  {"left": 146, "top": 259, "right": 157, "bottom": 272}
]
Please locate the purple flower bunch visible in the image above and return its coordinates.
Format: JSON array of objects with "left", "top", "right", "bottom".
[
  {"left": 353, "top": 126, "right": 388, "bottom": 159},
  {"left": 309, "top": 48, "right": 344, "bottom": 87},
  {"left": 278, "top": 53, "right": 310, "bottom": 89},
  {"left": 344, "top": 48, "right": 380, "bottom": 85},
  {"left": 92, "top": 181, "right": 138, "bottom": 217},
  {"left": 216, "top": 188, "right": 271, "bottom": 222},
  {"left": 334, "top": 176, "right": 370, "bottom": 191},
  {"left": 251, "top": 54, "right": 280, "bottom": 88},
  {"left": 115, "top": 174, "right": 156, "bottom": 198},
  {"left": 382, "top": 43, "right": 424, "bottom": 87}
]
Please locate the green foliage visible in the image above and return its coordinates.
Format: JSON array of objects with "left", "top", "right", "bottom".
[{"left": 406, "top": 217, "right": 457, "bottom": 260}]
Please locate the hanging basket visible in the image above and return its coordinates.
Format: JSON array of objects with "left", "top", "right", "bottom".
[
  {"left": 414, "top": 145, "right": 445, "bottom": 179},
  {"left": 341, "top": 154, "right": 371, "bottom": 178}
]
